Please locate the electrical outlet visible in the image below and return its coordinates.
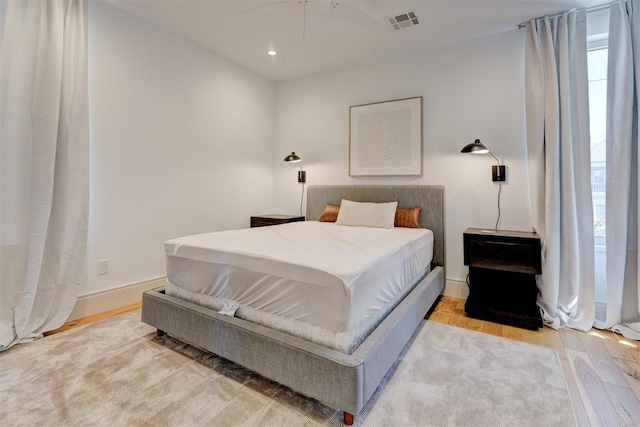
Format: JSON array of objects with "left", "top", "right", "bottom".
[{"left": 98, "top": 259, "right": 109, "bottom": 275}]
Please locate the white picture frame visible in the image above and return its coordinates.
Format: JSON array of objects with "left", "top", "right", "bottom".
[{"left": 349, "top": 96, "right": 423, "bottom": 177}]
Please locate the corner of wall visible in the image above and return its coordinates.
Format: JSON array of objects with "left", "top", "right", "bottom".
[{"left": 68, "top": 277, "right": 165, "bottom": 321}]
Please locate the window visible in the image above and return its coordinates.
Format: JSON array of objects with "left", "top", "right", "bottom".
[
  {"left": 587, "top": 39, "right": 607, "bottom": 306},
  {"left": 588, "top": 47, "right": 607, "bottom": 237}
]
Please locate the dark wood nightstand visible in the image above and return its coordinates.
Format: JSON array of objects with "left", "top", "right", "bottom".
[
  {"left": 463, "top": 227, "right": 542, "bottom": 330},
  {"left": 250, "top": 214, "right": 305, "bottom": 228}
]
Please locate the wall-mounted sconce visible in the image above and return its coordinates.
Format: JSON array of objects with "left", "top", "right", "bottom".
[
  {"left": 283, "top": 151, "right": 306, "bottom": 183},
  {"left": 284, "top": 152, "right": 306, "bottom": 216},
  {"left": 460, "top": 139, "right": 506, "bottom": 231},
  {"left": 460, "top": 139, "right": 506, "bottom": 182}
]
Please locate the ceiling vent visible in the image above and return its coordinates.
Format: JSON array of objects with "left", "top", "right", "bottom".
[{"left": 386, "top": 10, "right": 419, "bottom": 31}]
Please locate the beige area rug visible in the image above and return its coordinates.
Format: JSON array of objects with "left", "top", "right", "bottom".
[{"left": 0, "top": 311, "right": 575, "bottom": 426}]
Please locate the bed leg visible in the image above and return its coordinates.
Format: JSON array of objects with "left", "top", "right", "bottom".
[
  {"left": 343, "top": 412, "right": 354, "bottom": 425},
  {"left": 156, "top": 329, "right": 165, "bottom": 337}
]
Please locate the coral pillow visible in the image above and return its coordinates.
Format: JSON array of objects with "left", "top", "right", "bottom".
[
  {"left": 320, "top": 204, "right": 421, "bottom": 228},
  {"left": 318, "top": 204, "right": 340, "bottom": 222},
  {"left": 394, "top": 207, "right": 421, "bottom": 229}
]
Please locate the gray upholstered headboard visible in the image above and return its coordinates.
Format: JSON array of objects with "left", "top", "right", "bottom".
[{"left": 306, "top": 185, "right": 445, "bottom": 267}]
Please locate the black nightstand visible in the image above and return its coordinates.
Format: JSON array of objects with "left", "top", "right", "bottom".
[
  {"left": 250, "top": 214, "right": 305, "bottom": 228},
  {"left": 463, "top": 228, "right": 542, "bottom": 330}
]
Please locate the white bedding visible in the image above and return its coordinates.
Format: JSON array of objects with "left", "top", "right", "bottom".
[{"left": 165, "top": 221, "right": 433, "bottom": 335}]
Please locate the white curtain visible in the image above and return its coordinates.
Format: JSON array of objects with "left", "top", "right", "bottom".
[
  {"left": 525, "top": 10, "right": 596, "bottom": 331},
  {"left": 601, "top": 0, "right": 640, "bottom": 338},
  {"left": 0, "top": 0, "right": 89, "bottom": 350}
]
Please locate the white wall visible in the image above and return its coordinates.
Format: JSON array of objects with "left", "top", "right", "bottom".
[
  {"left": 273, "top": 30, "right": 532, "bottom": 293},
  {"left": 81, "top": 3, "right": 533, "bottom": 307},
  {"left": 83, "top": 1, "right": 275, "bottom": 297}
]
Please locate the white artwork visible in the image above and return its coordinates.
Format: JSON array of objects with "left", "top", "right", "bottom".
[{"left": 350, "top": 97, "right": 422, "bottom": 176}]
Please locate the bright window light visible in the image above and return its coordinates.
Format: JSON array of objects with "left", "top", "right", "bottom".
[{"left": 618, "top": 340, "right": 638, "bottom": 349}]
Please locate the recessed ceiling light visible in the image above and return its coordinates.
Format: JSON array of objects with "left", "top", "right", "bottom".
[{"left": 267, "top": 50, "right": 277, "bottom": 56}]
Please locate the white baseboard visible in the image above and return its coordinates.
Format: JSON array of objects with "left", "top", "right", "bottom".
[
  {"left": 68, "top": 277, "right": 166, "bottom": 321},
  {"left": 443, "top": 278, "right": 469, "bottom": 300}
]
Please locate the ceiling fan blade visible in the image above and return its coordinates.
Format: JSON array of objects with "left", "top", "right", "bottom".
[{"left": 241, "top": 0, "right": 291, "bottom": 14}]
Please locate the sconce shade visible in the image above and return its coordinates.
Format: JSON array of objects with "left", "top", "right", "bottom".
[
  {"left": 284, "top": 152, "right": 302, "bottom": 162},
  {"left": 460, "top": 139, "right": 489, "bottom": 154},
  {"left": 460, "top": 138, "right": 505, "bottom": 182}
]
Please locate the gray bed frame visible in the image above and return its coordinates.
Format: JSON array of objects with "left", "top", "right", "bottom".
[{"left": 142, "top": 185, "right": 445, "bottom": 424}]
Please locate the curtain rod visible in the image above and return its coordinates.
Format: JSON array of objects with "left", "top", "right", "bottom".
[{"left": 518, "top": 1, "right": 619, "bottom": 29}]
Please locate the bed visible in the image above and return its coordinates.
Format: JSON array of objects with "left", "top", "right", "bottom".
[{"left": 141, "top": 185, "right": 445, "bottom": 424}]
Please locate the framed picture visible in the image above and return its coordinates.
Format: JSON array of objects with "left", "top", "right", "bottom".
[{"left": 349, "top": 96, "right": 423, "bottom": 177}]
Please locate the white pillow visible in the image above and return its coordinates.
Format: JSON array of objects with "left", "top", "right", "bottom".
[{"left": 335, "top": 199, "right": 398, "bottom": 229}]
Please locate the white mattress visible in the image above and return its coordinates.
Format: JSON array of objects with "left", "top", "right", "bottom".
[{"left": 164, "top": 221, "right": 434, "bottom": 333}]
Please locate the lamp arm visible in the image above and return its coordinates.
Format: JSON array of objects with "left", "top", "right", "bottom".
[
  {"left": 488, "top": 151, "right": 500, "bottom": 166},
  {"left": 488, "top": 151, "right": 504, "bottom": 182}
]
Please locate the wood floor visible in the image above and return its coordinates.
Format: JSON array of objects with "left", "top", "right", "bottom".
[
  {"left": 47, "top": 296, "right": 640, "bottom": 426},
  {"left": 430, "top": 296, "right": 640, "bottom": 427},
  {"left": 43, "top": 302, "right": 141, "bottom": 336}
]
